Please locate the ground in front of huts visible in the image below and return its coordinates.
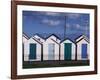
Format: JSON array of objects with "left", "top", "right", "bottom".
[{"left": 23, "top": 60, "right": 89, "bottom": 69}]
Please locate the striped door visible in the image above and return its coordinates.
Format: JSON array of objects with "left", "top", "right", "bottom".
[
  {"left": 81, "top": 44, "right": 87, "bottom": 58},
  {"left": 29, "top": 43, "right": 36, "bottom": 59},
  {"left": 64, "top": 43, "right": 72, "bottom": 60},
  {"left": 48, "top": 43, "right": 55, "bottom": 60}
]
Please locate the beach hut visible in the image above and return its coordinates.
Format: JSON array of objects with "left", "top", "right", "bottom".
[
  {"left": 60, "top": 39, "right": 76, "bottom": 60},
  {"left": 24, "top": 36, "right": 42, "bottom": 61},
  {"left": 33, "top": 34, "right": 45, "bottom": 43},
  {"left": 76, "top": 35, "right": 89, "bottom": 60},
  {"left": 43, "top": 34, "right": 60, "bottom": 60},
  {"left": 23, "top": 34, "right": 29, "bottom": 43},
  {"left": 23, "top": 34, "right": 29, "bottom": 61}
]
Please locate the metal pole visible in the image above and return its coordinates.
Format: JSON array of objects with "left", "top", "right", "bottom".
[{"left": 64, "top": 16, "right": 66, "bottom": 39}]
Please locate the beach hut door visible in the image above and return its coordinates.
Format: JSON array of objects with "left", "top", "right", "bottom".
[
  {"left": 29, "top": 44, "right": 36, "bottom": 59},
  {"left": 64, "top": 43, "right": 72, "bottom": 60},
  {"left": 81, "top": 44, "right": 87, "bottom": 58},
  {"left": 48, "top": 43, "right": 55, "bottom": 60}
]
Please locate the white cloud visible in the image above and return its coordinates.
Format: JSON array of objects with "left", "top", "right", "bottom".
[
  {"left": 74, "top": 23, "right": 89, "bottom": 31},
  {"left": 86, "top": 20, "right": 89, "bottom": 23},
  {"left": 45, "top": 12, "right": 61, "bottom": 16},
  {"left": 66, "top": 23, "right": 70, "bottom": 28},
  {"left": 76, "top": 24, "right": 80, "bottom": 28},
  {"left": 42, "top": 19, "right": 60, "bottom": 26},
  {"left": 84, "top": 26, "right": 89, "bottom": 30},
  {"left": 66, "top": 23, "right": 80, "bottom": 29},
  {"left": 67, "top": 13, "right": 80, "bottom": 19}
]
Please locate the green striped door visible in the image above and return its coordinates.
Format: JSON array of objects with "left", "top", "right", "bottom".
[
  {"left": 64, "top": 43, "right": 72, "bottom": 60},
  {"left": 29, "top": 44, "right": 36, "bottom": 59}
]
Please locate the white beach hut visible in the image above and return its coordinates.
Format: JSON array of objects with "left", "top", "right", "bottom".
[
  {"left": 60, "top": 39, "right": 76, "bottom": 60},
  {"left": 23, "top": 34, "right": 29, "bottom": 43},
  {"left": 76, "top": 35, "right": 89, "bottom": 60},
  {"left": 33, "top": 34, "right": 45, "bottom": 43},
  {"left": 23, "top": 34, "right": 29, "bottom": 61},
  {"left": 24, "top": 36, "right": 42, "bottom": 61},
  {"left": 43, "top": 34, "right": 60, "bottom": 60}
]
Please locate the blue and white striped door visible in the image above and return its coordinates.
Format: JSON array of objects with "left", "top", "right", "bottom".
[
  {"left": 81, "top": 44, "right": 87, "bottom": 58},
  {"left": 48, "top": 44, "right": 55, "bottom": 60}
]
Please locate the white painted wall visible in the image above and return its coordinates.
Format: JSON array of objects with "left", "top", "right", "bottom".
[
  {"left": 33, "top": 35, "right": 45, "bottom": 43},
  {"left": 43, "top": 36, "right": 60, "bottom": 60},
  {"left": 24, "top": 38, "right": 42, "bottom": 61},
  {"left": 48, "top": 35, "right": 60, "bottom": 43},
  {"left": 23, "top": 36, "right": 28, "bottom": 43},
  {"left": 23, "top": 36, "right": 28, "bottom": 61},
  {"left": 76, "top": 39, "right": 89, "bottom": 60},
  {"left": 60, "top": 40, "right": 76, "bottom": 60}
]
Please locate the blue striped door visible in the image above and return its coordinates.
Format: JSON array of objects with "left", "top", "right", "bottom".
[
  {"left": 82, "top": 44, "right": 87, "bottom": 58},
  {"left": 29, "top": 44, "right": 36, "bottom": 59}
]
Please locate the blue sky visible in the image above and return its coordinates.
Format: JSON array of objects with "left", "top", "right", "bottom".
[{"left": 23, "top": 11, "right": 90, "bottom": 41}]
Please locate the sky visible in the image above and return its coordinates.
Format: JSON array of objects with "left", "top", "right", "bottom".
[{"left": 23, "top": 11, "right": 90, "bottom": 41}]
